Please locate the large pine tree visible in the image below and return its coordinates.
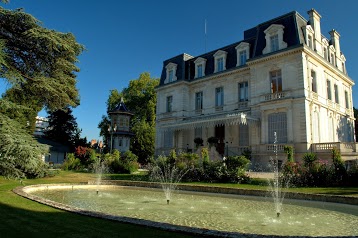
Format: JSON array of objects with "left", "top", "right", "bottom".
[{"left": 0, "top": 4, "right": 84, "bottom": 178}]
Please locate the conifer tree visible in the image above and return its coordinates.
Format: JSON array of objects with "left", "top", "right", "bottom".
[{"left": 0, "top": 4, "right": 84, "bottom": 178}]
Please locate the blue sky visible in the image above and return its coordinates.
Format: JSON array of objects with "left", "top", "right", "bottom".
[{"left": 1, "top": 0, "right": 358, "bottom": 141}]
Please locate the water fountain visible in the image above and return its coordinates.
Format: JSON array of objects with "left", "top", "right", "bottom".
[
  {"left": 149, "top": 159, "right": 189, "bottom": 205},
  {"left": 267, "top": 132, "right": 290, "bottom": 218},
  {"left": 17, "top": 184, "right": 358, "bottom": 237},
  {"left": 92, "top": 159, "right": 107, "bottom": 194}
]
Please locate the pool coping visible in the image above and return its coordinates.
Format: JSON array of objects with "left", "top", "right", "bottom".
[{"left": 13, "top": 181, "right": 358, "bottom": 238}]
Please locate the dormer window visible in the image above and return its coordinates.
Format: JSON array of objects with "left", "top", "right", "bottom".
[
  {"left": 213, "top": 50, "right": 227, "bottom": 73},
  {"left": 235, "top": 42, "right": 250, "bottom": 66},
  {"left": 322, "top": 38, "right": 329, "bottom": 60},
  {"left": 165, "top": 62, "right": 177, "bottom": 84},
  {"left": 263, "top": 24, "right": 287, "bottom": 54},
  {"left": 341, "top": 54, "right": 347, "bottom": 74},
  {"left": 329, "top": 45, "right": 336, "bottom": 66},
  {"left": 303, "top": 25, "right": 314, "bottom": 50},
  {"left": 194, "top": 57, "right": 207, "bottom": 78}
]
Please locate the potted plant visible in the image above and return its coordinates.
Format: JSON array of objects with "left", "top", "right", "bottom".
[
  {"left": 194, "top": 137, "right": 203, "bottom": 148},
  {"left": 207, "top": 136, "right": 218, "bottom": 147}
]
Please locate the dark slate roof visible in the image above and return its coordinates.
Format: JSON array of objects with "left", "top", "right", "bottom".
[
  {"left": 109, "top": 100, "right": 134, "bottom": 116},
  {"left": 159, "top": 10, "right": 308, "bottom": 86}
]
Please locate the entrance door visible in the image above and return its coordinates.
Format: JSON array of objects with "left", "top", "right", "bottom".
[{"left": 215, "top": 125, "right": 225, "bottom": 155}]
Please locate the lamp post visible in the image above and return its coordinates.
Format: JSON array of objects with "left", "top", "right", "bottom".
[{"left": 108, "top": 124, "right": 117, "bottom": 153}]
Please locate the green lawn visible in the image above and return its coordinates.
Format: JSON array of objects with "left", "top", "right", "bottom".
[{"left": 1, "top": 171, "right": 357, "bottom": 238}]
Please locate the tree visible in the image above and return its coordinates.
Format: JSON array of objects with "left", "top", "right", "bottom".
[
  {"left": 44, "top": 107, "right": 86, "bottom": 151},
  {"left": 0, "top": 5, "right": 84, "bottom": 178},
  {"left": 98, "top": 73, "right": 159, "bottom": 163}
]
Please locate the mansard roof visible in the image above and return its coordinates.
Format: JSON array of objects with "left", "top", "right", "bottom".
[{"left": 159, "top": 10, "right": 308, "bottom": 86}]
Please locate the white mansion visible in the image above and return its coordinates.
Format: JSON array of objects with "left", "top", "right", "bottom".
[{"left": 155, "top": 9, "right": 357, "bottom": 167}]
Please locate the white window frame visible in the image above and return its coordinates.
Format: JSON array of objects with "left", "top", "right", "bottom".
[
  {"left": 213, "top": 50, "right": 227, "bottom": 73},
  {"left": 311, "top": 70, "right": 317, "bottom": 93},
  {"left": 194, "top": 57, "right": 207, "bottom": 78},
  {"left": 303, "top": 25, "right": 315, "bottom": 50},
  {"left": 235, "top": 42, "right": 250, "bottom": 66},
  {"left": 262, "top": 24, "right": 287, "bottom": 54},
  {"left": 327, "top": 80, "right": 332, "bottom": 100},
  {"left": 215, "top": 87, "right": 224, "bottom": 107},
  {"left": 238, "top": 82, "right": 248, "bottom": 102},
  {"left": 334, "top": 84, "right": 339, "bottom": 104},
  {"left": 165, "top": 62, "right": 177, "bottom": 84},
  {"left": 322, "top": 38, "right": 329, "bottom": 61},
  {"left": 329, "top": 45, "right": 336, "bottom": 66}
]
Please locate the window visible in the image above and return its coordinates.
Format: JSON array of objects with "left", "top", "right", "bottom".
[
  {"left": 166, "top": 96, "right": 173, "bottom": 112},
  {"left": 165, "top": 63, "right": 177, "bottom": 84},
  {"left": 168, "top": 70, "right": 174, "bottom": 82},
  {"left": 263, "top": 24, "right": 287, "bottom": 54},
  {"left": 311, "top": 70, "right": 317, "bottom": 93},
  {"left": 119, "top": 138, "right": 122, "bottom": 147},
  {"left": 308, "top": 35, "right": 313, "bottom": 49},
  {"left": 270, "top": 70, "right": 282, "bottom": 93},
  {"left": 217, "top": 57, "right": 224, "bottom": 72},
  {"left": 195, "top": 91, "right": 203, "bottom": 111},
  {"left": 215, "top": 87, "right": 224, "bottom": 107},
  {"left": 270, "top": 34, "right": 279, "bottom": 51},
  {"left": 345, "top": 90, "right": 349, "bottom": 109},
  {"left": 239, "top": 51, "right": 247, "bottom": 65},
  {"left": 342, "top": 62, "right": 346, "bottom": 74},
  {"left": 213, "top": 50, "right": 227, "bottom": 73},
  {"left": 334, "top": 84, "right": 339, "bottom": 104},
  {"left": 323, "top": 47, "right": 328, "bottom": 60},
  {"left": 197, "top": 65, "right": 203, "bottom": 77},
  {"left": 330, "top": 53, "right": 335, "bottom": 66},
  {"left": 194, "top": 127, "right": 202, "bottom": 139},
  {"left": 163, "top": 131, "right": 173, "bottom": 148},
  {"left": 239, "top": 124, "right": 249, "bottom": 146},
  {"left": 194, "top": 57, "right": 207, "bottom": 78},
  {"left": 239, "top": 82, "right": 248, "bottom": 102},
  {"left": 235, "top": 42, "right": 250, "bottom": 66},
  {"left": 268, "top": 112, "right": 287, "bottom": 143},
  {"left": 327, "top": 80, "right": 332, "bottom": 100}
]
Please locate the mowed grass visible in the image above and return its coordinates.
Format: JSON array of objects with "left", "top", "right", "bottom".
[
  {"left": 0, "top": 171, "right": 197, "bottom": 238},
  {"left": 1, "top": 171, "right": 357, "bottom": 238}
]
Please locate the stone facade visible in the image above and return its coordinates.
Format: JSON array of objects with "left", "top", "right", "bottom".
[{"left": 155, "top": 9, "right": 357, "bottom": 169}]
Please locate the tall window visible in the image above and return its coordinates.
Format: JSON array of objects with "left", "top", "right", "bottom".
[
  {"left": 239, "top": 124, "right": 249, "bottom": 146},
  {"left": 323, "top": 47, "right": 328, "bottom": 60},
  {"left": 217, "top": 57, "right": 224, "bottom": 72},
  {"left": 215, "top": 87, "right": 224, "bottom": 107},
  {"left": 268, "top": 112, "right": 287, "bottom": 143},
  {"left": 197, "top": 64, "right": 203, "bottom": 78},
  {"left": 345, "top": 90, "right": 349, "bottom": 109},
  {"left": 311, "top": 70, "right": 317, "bottom": 93},
  {"left": 163, "top": 131, "right": 173, "bottom": 148},
  {"left": 166, "top": 96, "right": 173, "bottom": 112},
  {"left": 168, "top": 70, "right": 174, "bottom": 82},
  {"left": 330, "top": 53, "right": 335, "bottom": 66},
  {"left": 334, "top": 84, "right": 339, "bottom": 104},
  {"left": 270, "top": 70, "right": 282, "bottom": 93},
  {"left": 195, "top": 91, "right": 203, "bottom": 111},
  {"left": 239, "top": 50, "right": 247, "bottom": 66},
  {"left": 270, "top": 34, "right": 279, "bottom": 51},
  {"left": 327, "top": 80, "right": 332, "bottom": 100},
  {"left": 239, "top": 82, "right": 248, "bottom": 102},
  {"left": 308, "top": 35, "right": 313, "bottom": 49},
  {"left": 194, "top": 127, "right": 202, "bottom": 139}
]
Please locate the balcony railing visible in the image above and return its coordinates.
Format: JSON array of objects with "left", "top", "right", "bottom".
[
  {"left": 312, "top": 142, "right": 357, "bottom": 153},
  {"left": 263, "top": 91, "right": 289, "bottom": 102}
]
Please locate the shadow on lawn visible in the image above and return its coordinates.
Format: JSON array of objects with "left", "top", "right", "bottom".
[{"left": 0, "top": 201, "right": 198, "bottom": 238}]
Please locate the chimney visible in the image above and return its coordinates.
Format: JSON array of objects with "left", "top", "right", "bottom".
[
  {"left": 307, "top": 9, "right": 322, "bottom": 42},
  {"left": 329, "top": 29, "right": 341, "bottom": 57}
]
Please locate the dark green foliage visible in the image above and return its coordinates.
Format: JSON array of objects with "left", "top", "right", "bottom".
[
  {"left": 45, "top": 107, "right": 87, "bottom": 151},
  {"left": 103, "top": 150, "right": 139, "bottom": 174},
  {"left": 207, "top": 136, "right": 218, "bottom": 145},
  {"left": 241, "top": 148, "right": 252, "bottom": 160},
  {"left": 282, "top": 150, "right": 356, "bottom": 187},
  {"left": 302, "top": 152, "right": 317, "bottom": 168},
  {"left": 194, "top": 137, "right": 203, "bottom": 147},
  {"left": 98, "top": 73, "right": 159, "bottom": 164},
  {"left": 0, "top": 7, "right": 83, "bottom": 178}
]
